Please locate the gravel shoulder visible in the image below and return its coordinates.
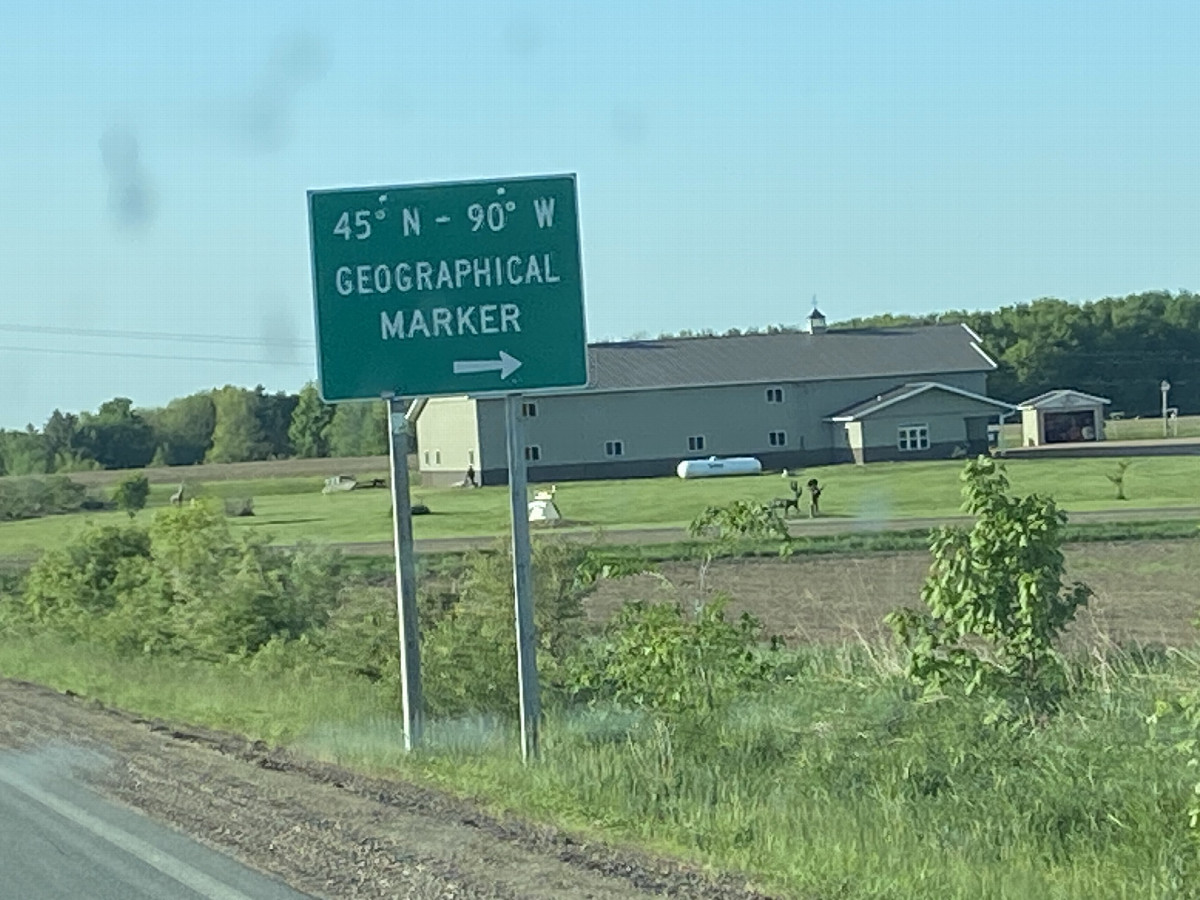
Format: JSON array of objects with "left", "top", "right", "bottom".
[{"left": 0, "top": 679, "right": 774, "bottom": 900}]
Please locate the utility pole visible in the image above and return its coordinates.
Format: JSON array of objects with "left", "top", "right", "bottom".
[{"left": 1161, "top": 380, "right": 1171, "bottom": 438}]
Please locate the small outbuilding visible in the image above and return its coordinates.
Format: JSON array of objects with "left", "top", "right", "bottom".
[
  {"left": 827, "top": 382, "right": 1017, "bottom": 465},
  {"left": 1018, "top": 389, "right": 1111, "bottom": 447}
]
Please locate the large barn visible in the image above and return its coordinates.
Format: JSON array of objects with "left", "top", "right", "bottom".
[{"left": 415, "top": 317, "right": 1015, "bottom": 485}]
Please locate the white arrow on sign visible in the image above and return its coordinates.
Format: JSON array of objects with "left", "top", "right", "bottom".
[{"left": 453, "top": 351, "right": 523, "bottom": 379}]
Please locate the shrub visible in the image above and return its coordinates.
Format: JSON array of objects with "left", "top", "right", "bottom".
[
  {"left": 571, "top": 597, "right": 779, "bottom": 722},
  {"left": 223, "top": 497, "right": 255, "bottom": 517},
  {"left": 321, "top": 585, "right": 401, "bottom": 683},
  {"left": 417, "top": 540, "right": 638, "bottom": 718},
  {"left": 887, "top": 456, "right": 1091, "bottom": 706},
  {"left": 689, "top": 500, "right": 791, "bottom": 547},
  {"left": 112, "top": 473, "right": 150, "bottom": 517},
  {"left": 10, "top": 503, "right": 343, "bottom": 660},
  {"left": 21, "top": 523, "right": 153, "bottom": 637},
  {"left": 0, "top": 475, "right": 87, "bottom": 521}
]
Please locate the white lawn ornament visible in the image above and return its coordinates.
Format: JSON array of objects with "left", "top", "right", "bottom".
[{"left": 528, "top": 484, "right": 561, "bottom": 524}]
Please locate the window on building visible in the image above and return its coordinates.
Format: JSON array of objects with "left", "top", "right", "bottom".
[
  {"left": 898, "top": 425, "right": 929, "bottom": 451},
  {"left": 768, "top": 431, "right": 787, "bottom": 446},
  {"left": 434, "top": 450, "right": 441, "bottom": 464},
  {"left": 524, "top": 445, "right": 541, "bottom": 461},
  {"left": 604, "top": 440, "right": 624, "bottom": 457},
  {"left": 687, "top": 435, "right": 706, "bottom": 452},
  {"left": 522, "top": 401, "right": 538, "bottom": 418},
  {"left": 422, "top": 451, "right": 430, "bottom": 465},
  {"left": 468, "top": 449, "right": 475, "bottom": 465},
  {"left": 766, "top": 387, "right": 784, "bottom": 403}
]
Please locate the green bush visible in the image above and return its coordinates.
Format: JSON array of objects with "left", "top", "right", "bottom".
[
  {"left": 415, "top": 541, "right": 639, "bottom": 718},
  {"left": 0, "top": 475, "right": 87, "bottom": 520},
  {"left": 223, "top": 496, "right": 255, "bottom": 517},
  {"left": 21, "top": 523, "right": 152, "bottom": 636},
  {"left": 571, "top": 597, "right": 779, "bottom": 722},
  {"left": 112, "top": 473, "right": 150, "bottom": 517},
  {"left": 887, "top": 457, "right": 1091, "bottom": 707},
  {"left": 320, "top": 585, "right": 401, "bottom": 683},
  {"left": 10, "top": 503, "right": 343, "bottom": 660}
]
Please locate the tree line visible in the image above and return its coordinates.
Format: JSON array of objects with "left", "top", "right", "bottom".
[
  {"left": 0, "top": 383, "right": 389, "bottom": 477},
  {"left": 3, "top": 290, "right": 1195, "bottom": 476},
  {"left": 675, "top": 290, "right": 1199, "bottom": 417},
  {"left": 841, "top": 290, "right": 1200, "bottom": 415}
]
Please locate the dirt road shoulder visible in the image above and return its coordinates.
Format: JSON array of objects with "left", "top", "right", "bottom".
[{"left": 0, "top": 679, "right": 773, "bottom": 900}]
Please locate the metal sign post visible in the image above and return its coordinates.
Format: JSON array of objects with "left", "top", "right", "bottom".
[
  {"left": 308, "top": 174, "right": 586, "bottom": 760},
  {"left": 1161, "top": 380, "right": 1172, "bottom": 438},
  {"left": 504, "top": 394, "right": 540, "bottom": 762},
  {"left": 387, "top": 398, "right": 423, "bottom": 750}
]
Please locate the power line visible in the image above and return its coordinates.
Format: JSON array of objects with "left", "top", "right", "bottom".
[
  {"left": 0, "top": 322, "right": 315, "bottom": 348},
  {"left": 0, "top": 344, "right": 313, "bottom": 367}
]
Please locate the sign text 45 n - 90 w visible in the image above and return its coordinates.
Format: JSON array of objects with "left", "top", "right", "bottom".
[{"left": 307, "top": 174, "right": 588, "bottom": 402}]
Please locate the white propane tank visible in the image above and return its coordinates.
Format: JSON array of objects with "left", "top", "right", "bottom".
[{"left": 676, "top": 456, "right": 764, "bottom": 479}]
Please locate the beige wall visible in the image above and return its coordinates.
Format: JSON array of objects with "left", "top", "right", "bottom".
[
  {"left": 842, "top": 421, "right": 864, "bottom": 464},
  {"left": 1021, "top": 408, "right": 1042, "bottom": 446},
  {"left": 416, "top": 369, "right": 996, "bottom": 481},
  {"left": 856, "top": 390, "right": 1008, "bottom": 460},
  {"left": 474, "top": 371, "right": 990, "bottom": 471},
  {"left": 862, "top": 411, "right": 969, "bottom": 451},
  {"left": 415, "top": 396, "right": 480, "bottom": 474}
]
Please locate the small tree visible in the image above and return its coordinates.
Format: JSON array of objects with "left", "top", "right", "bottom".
[
  {"left": 689, "top": 500, "right": 792, "bottom": 546},
  {"left": 1106, "top": 459, "right": 1132, "bottom": 501},
  {"left": 887, "top": 456, "right": 1091, "bottom": 706},
  {"left": 112, "top": 473, "right": 150, "bottom": 518},
  {"left": 688, "top": 499, "right": 792, "bottom": 592}
]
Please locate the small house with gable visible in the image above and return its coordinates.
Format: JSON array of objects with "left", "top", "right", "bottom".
[{"left": 1019, "top": 389, "right": 1111, "bottom": 446}]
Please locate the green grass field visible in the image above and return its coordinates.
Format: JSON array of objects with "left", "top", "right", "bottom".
[
  {"left": 2, "top": 455, "right": 1198, "bottom": 556},
  {"left": 999, "top": 414, "right": 1200, "bottom": 444},
  {"left": 1106, "top": 414, "right": 1200, "bottom": 440}
]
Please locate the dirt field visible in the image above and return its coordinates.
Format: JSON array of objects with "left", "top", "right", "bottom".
[
  {"left": 0, "top": 680, "right": 770, "bottom": 900},
  {"left": 586, "top": 540, "right": 1200, "bottom": 648}
]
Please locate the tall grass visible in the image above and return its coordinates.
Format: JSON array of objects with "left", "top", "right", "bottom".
[{"left": 2, "top": 632, "right": 1197, "bottom": 899}]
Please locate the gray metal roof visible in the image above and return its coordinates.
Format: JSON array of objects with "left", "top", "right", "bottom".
[
  {"left": 1019, "top": 389, "right": 1112, "bottom": 409},
  {"left": 582, "top": 324, "right": 994, "bottom": 392},
  {"left": 829, "top": 381, "right": 1018, "bottom": 421}
]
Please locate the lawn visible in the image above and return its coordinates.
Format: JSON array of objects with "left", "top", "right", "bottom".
[
  {"left": 998, "top": 414, "right": 1200, "bottom": 444},
  {"left": 1106, "top": 414, "right": 1200, "bottom": 440},
  {"left": 1, "top": 456, "right": 1197, "bottom": 556}
]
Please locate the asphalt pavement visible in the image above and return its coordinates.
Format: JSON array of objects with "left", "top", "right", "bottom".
[{"left": 0, "top": 745, "right": 310, "bottom": 900}]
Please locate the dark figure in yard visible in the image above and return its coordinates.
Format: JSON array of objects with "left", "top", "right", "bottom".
[
  {"left": 465, "top": 464, "right": 477, "bottom": 488},
  {"left": 770, "top": 480, "right": 802, "bottom": 517},
  {"left": 806, "top": 478, "right": 822, "bottom": 518}
]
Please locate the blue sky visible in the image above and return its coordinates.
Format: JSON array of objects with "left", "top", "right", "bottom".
[{"left": 2, "top": 0, "right": 1198, "bottom": 427}]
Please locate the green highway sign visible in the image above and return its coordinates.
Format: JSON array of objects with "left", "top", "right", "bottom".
[{"left": 308, "top": 174, "right": 587, "bottom": 401}]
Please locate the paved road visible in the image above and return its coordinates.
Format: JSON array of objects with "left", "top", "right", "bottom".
[
  {"left": 334, "top": 504, "right": 1200, "bottom": 555},
  {"left": 0, "top": 746, "right": 310, "bottom": 900}
]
